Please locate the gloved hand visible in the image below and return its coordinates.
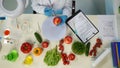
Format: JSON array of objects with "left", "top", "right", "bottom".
[
  {"left": 44, "top": 7, "right": 53, "bottom": 16},
  {"left": 59, "top": 15, "right": 68, "bottom": 24},
  {"left": 54, "top": 9, "right": 63, "bottom": 14}
]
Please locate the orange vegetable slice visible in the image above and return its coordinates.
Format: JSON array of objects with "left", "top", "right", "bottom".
[{"left": 33, "top": 47, "right": 43, "bottom": 56}]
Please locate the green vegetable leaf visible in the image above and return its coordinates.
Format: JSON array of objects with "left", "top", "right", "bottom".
[{"left": 44, "top": 46, "right": 61, "bottom": 66}]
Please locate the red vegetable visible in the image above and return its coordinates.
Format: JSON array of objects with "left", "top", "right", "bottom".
[
  {"left": 96, "top": 38, "right": 102, "bottom": 43},
  {"left": 21, "top": 42, "right": 32, "bottom": 54},
  {"left": 53, "top": 16, "right": 62, "bottom": 26},
  {"left": 61, "top": 53, "right": 67, "bottom": 58},
  {"left": 89, "top": 50, "right": 93, "bottom": 56},
  {"left": 66, "top": 61, "right": 70, "bottom": 65},
  {"left": 68, "top": 53, "right": 75, "bottom": 61},
  {"left": 89, "top": 38, "right": 102, "bottom": 56},
  {"left": 60, "top": 39, "right": 64, "bottom": 45},
  {"left": 59, "top": 44, "right": 64, "bottom": 52},
  {"left": 64, "top": 36, "right": 73, "bottom": 44},
  {"left": 42, "top": 41, "right": 49, "bottom": 48}
]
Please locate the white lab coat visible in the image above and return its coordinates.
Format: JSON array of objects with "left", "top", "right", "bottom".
[{"left": 31, "top": 0, "right": 72, "bottom": 17}]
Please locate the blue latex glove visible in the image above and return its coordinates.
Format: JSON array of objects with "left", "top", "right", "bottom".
[
  {"left": 54, "top": 9, "right": 63, "bottom": 14},
  {"left": 44, "top": 7, "right": 53, "bottom": 16},
  {"left": 59, "top": 15, "right": 68, "bottom": 24}
]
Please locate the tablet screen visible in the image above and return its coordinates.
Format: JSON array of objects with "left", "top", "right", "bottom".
[{"left": 66, "top": 10, "right": 99, "bottom": 43}]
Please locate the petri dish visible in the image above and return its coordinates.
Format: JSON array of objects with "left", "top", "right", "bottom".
[{"left": 41, "top": 17, "right": 66, "bottom": 41}]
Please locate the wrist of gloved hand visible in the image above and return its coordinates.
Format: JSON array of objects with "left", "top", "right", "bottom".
[
  {"left": 54, "top": 9, "right": 63, "bottom": 14},
  {"left": 59, "top": 15, "right": 67, "bottom": 23},
  {"left": 44, "top": 7, "right": 53, "bottom": 16}
]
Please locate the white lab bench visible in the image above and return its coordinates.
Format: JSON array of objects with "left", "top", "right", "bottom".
[{"left": 0, "top": 14, "right": 114, "bottom": 68}]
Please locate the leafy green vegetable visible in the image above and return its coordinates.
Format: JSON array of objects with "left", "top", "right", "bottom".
[
  {"left": 85, "top": 42, "right": 91, "bottom": 56},
  {"left": 44, "top": 46, "right": 61, "bottom": 66},
  {"left": 72, "top": 41, "right": 85, "bottom": 55}
]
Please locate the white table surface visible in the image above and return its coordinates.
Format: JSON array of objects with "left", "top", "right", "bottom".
[{"left": 0, "top": 14, "right": 114, "bottom": 68}]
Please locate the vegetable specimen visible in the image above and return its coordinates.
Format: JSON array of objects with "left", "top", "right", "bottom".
[
  {"left": 64, "top": 36, "right": 73, "bottom": 44},
  {"left": 42, "top": 41, "right": 49, "bottom": 48},
  {"left": 33, "top": 47, "right": 43, "bottom": 56},
  {"left": 59, "top": 39, "right": 75, "bottom": 65},
  {"left": 53, "top": 16, "right": 62, "bottom": 26},
  {"left": 21, "top": 42, "right": 32, "bottom": 54},
  {"left": 44, "top": 46, "right": 61, "bottom": 66},
  {"left": 68, "top": 53, "right": 75, "bottom": 61},
  {"left": 5, "top": 49, "right": 19, "bottom": 62},
  {"left": 85, "top": 42, "right": 91, "bottom": 56},
  {"left": 89, "top": 38, "right": 102, "bottom": 56},
  {"left": 23, "top": 55, "right": 33, "bottom": 65},
  {"left": 72, "top": 41, "right": 85, "bottom": 55},
  {"left": 34, "top": 32, "right": 42, "bottom": 43}
]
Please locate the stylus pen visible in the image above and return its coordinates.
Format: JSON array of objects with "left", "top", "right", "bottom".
[{"left": 72, "top": 0, "right": 75, "bottom": 15}]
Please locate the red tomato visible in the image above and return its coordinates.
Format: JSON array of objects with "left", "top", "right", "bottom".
[
  {"left": 59, "top": 39, "right": 64, "bottom": 45},
  {"left": 63, "top": 60, "right": 70, "bottom": 65},
  {"left": 53, "top": 16, "right": 61, "bottom": 26},
  {"left": 68, "top": 53, "right": 75, "bottom": 61},
  {"left": 96, "top": 38, "right": 102, "bottom": 43},
  {"left": 89, "top": 50, "right": 94, "bottom": 56},
  {"left": 64, "top": 36, "right": 73, "bottom": 44},
  {"left": 42, "top": 41, "right": 49, "bottom": 48},
  {"left": 21, "top": 42, "right": 32, "bottom": 54},
  {"left": 61, "top": 53, "right": 67, "bottom": 58},
  {"left": 59, "top": 44, "right": 64, "bottom": 52}
]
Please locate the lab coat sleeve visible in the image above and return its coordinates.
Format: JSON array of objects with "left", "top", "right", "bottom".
[
  {"left": 31, "top": 0, "right": 45, "bottom": 14},
  {"left": 63, "top": 0, "right": 72, "bottom": 17}
]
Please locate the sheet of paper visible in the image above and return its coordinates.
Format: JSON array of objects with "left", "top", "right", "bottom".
[
  {"left": 116, "top": 15, "right": 120, "bottom": 39},
  {"left": 97, "top": 15, "right": 116, "bottom": 40},
  {"left": 67, "top": 12, "right": 98, "bottom": 43}
]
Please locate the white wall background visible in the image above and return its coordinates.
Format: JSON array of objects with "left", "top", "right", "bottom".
[
  {"left": 3, "top": 0, "right": 113, "bottom": 14},
  {"left": 3, "top": 0, "right": 33, "bottom": 13},
  {"left": 76, "top": 0, "right": 99, "bottom": 14},
  {"left": 105, "top": 0, "right": 113, "bottom": 14}
]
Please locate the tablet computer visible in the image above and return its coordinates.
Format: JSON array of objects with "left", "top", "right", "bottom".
[{"left": 66, "top": 10, "right": 99, "bottom": 43}]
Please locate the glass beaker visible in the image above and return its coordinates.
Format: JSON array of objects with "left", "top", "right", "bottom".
[{"left": 20, "top": 17, "right": 33, "bottom": 33}]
